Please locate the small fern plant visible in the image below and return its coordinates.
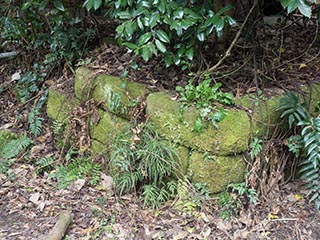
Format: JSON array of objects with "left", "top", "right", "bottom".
[
  {"left": 277, "top": 92, "right": 320, "bottom": 209},
  {"left": 0, "top": 134, "right": 33, "bottom": 174}
]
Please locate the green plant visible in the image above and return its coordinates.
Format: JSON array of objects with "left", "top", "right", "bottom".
[
  {"left": 249, "top": 137, "right": 263, "bottom": 160},
  {"left": 277, "top": 92, "right": 320, "bottom": 209},
  {"left": 0, "top": 134, "right": 33, "bottom": 174},
  {"left": 83, "top": 0, "right": 235, "bottom": 68},
  {"left": 218, "top": 182, "right": 257, "bottom": 220},
  {"left": 28, "top": 90, "right": 48, "bottom": 137},
  {"left": 110, "top": 124, "right": 179, "bottom": 208},
  {"left": 51, "top": 157, "right": 101, "bottom": 189},
  {"left": 176, "top": 73, "right": 233, "bottom": 131},
  {"left": 35, "top": 156, "right": 55, "bottom": 174}
]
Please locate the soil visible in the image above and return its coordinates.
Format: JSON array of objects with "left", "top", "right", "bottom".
[{"left": 1, "top": 13, "right": 320, "bottom": 240}]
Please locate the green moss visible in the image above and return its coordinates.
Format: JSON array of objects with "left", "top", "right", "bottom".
[
  {"left": 164, "top": 142, "right": 190, "bottom": 176},
  {"left": 234, "top": 94, "right": 283, "bottom": 138},
  {"left": 46, "top": 89, "right": 79, "bottom": 123},
  {"left": 74, "top": 67, "right": 95, "bottom": 100},
  {"left": 89, "top": 110, "right": 130, "bottom": 146},
  {"left": 189, "top": 151, "right": 245, "bottom": 193},
  {"left": 92, "top": 74, "right": 149, "bottom": 119},
  {"left": 0, "top": 130, "right": 18, "bottom": 151},
  {"left": 146, "top": 92, "right": 250, "bottom": 155},
  {"left": 91, "top": 139, "right": 107, "bottom": 155}
]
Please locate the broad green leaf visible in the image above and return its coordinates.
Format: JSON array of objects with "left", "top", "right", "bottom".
[
  {"left": 215, "top": 18, "right": 225, "bottom": 32},
  {"left": 156, "top": 30, "right": 170, "bottom": 43},
  {"left": 138, "top": 32, "right": 152, "bottom": 46},
  {"left": 155, "top": 39, "right": 166, "bottom": 53},
  {"left": 158, "top": 0, "right": 166, "bottom": 14},
  {"left": 281, "top": 0, "right": 291, "bottom": 7},
  {"left": 286, "top": 0, "right": 299, "bottom": 13},
  {"left": 177, "top": 47, "right": 185, "bottom": 57},
  {"left": 298, "top": 0, "right": 312, "bottom": 18},
  {"left": 164, "top": 54, "right": 173, "bottom": 67},
  {"left": 141, "top": 46, "right": 152, "bottom": 61},
  {"left": 225, "top": 16, "right": 236, "bottom": 26},
  {"left": 173, "top": 54, "right": 181, "bottom": 65},
  {"left": 93, "top": 0, "right": 102, "bottom": 10},
  {"left": 123, "top": 42, "right": 138, "bottom": 50},
  {"left": 149, "top": 14, "right": 160, "bottom": 28},
  {"left": 117, "top": 11, "right": 132, "bottom": 19},
  {"left": 196, "top": 32, "right": 205, "bottom": 42},
  {"left": 137, "top": 17, "right": 144, "bottom": 29},
  {"left": 54, "top": 1, "right": 65, "bottom": 11},
  {"left": 173, "top": 8, "right": 184, "bottom": 19},
  {"left": 185, "top": 48, "right": 194, "bottom": 60}
]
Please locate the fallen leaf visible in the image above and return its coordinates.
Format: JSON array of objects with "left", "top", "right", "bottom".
[
  {"left": 29, "top": 192, "right": 40, "bottom": 204},
  {"left": 0, "top": 123, "right": 14, "bottom": 130},
  {"left": 299, "top": 63, "right": 307, "bottom": 69},
  {"left": 268, "top": 213, "right": 279, "bottom": 219},
  {"left": 11, "top": 71, "right": 21, "bottom": 81},
  {"left": 71, "top": 179, "right": 86, "bottom": 191},
  {"left": 216, "top": 218, "right": 232, "bottom": 231},
  {"left": 295, "top": 194, "right": 304, "bottom": 201}
]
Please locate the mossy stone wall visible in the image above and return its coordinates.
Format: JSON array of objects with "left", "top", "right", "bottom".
[{"left": 46, "top": 67, "right": 320, "bottom": 193}]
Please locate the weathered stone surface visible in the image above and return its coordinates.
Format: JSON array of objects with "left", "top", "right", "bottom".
[
  {"left": 0, "top": 130, "right": 18, "bottom": 151},
  {"left": 189, "top": 151, "right": 245, "bottom": 193},
  {"left": 46, "top": 89, "right": 78, "bottom": 123},
  {"left": 89, "top": 110, "right": 130, "bottom": 148},
  {"left": 92, "top": 74, "right": 150, "bottom": 119},
  {"left": 146, "top": 92, "right": 250, "bottom": 155},
  {"left": 74, "top": 67, "right": 95, "bottom": 100},
  {"left": 234, "top": 94, "right": 282, "bottom": 138}
]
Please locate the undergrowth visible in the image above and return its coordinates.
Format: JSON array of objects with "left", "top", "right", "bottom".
[
  {"left": 0, "top": 134, "right": 33, "bottom": 175},
  {"left": 51, "top": 157, "right": 101, "bottom": 189},
  {"left": 277, "top": 92, "right": 320, "bottom": 209},
  {"left": 176, "top": 72, "right": 233, "bottom": 132},
  {"left": 110, "top": 124, "right": 179, "bottom": 208}
]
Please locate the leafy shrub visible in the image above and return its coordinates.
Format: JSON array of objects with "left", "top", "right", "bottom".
[
  {"left": 84, "top": 0, "right": 236, "bottom": 68},
  {"left": 1, "top": 0, "right": 95, "bottom": 102},
  {"left": 176, "top": 72, "right": 233, "bottom": 131},
  {"left": 110, "top": 124, "right": 179, "bottom": 208},
  {"left": 277, "top": 92, "right": 320, "bottom": 209}
]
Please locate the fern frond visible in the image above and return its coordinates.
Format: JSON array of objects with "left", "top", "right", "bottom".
[
  {"left": 35, "top": 156, "right": 55, "bottom": 174},
  {"left": 277, "top": 92, "right": 309, "bottom": 128},
  {"left": 0, "top": 134, "right": 33, "bottom": 160}
]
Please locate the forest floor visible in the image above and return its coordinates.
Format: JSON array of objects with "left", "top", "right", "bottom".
[{"left": 1, "top": 16, "right": 320, "bottom": 240}]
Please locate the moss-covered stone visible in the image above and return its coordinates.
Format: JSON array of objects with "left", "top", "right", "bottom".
[
  {"left": 89, "top": 110, "right": 130, "bottom": 146},
  {"left": 91, "top": 139, "right": 107, "bottom": 156},
  {"left": 304, "top": 84, "right": 320, "bottom": 116},
  {"left": 234, "top": 94, "right": 283, "bottom": 138},
  {"left": 74, "top": 67, "right": 95, "bottom": 101},
  {"left": 168, "top": 142, "right": 190, "bottom": 176},
  {"left": 146, "top": 92, "right": 250, "bottom": 155},
  {"left": 92, "top": 74, "right": 149, "bottom": 119},
  {"left": 0, "top": 130, "right": 18, "bottom": 151},
  {"left": 46, "top": 89, "right": 79, "bottom": 123},
  {"left": 189, "top": 151, "right": 245, "bottom": 193}
]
